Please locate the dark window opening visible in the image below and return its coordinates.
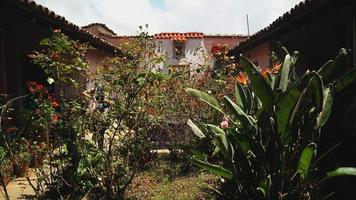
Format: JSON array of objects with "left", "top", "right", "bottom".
[{"left": 173, "top": 41, "right": 185, "bottom": 59}]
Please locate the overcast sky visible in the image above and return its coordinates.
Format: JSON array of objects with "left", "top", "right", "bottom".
[{"left": 35, "top": 0, "right": 303, "bottom": 35}]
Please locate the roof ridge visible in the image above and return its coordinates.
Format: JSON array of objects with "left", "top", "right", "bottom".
[
  {"left": 4, "top": 0, "right": 121, "bottom": 53},
  {"left": 82, "top": 23, "right": 117, "bottom": 36}
]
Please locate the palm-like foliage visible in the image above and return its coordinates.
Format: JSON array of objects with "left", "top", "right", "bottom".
[{"left": 184, "top": 48, "right": 356, "bottom": 199}]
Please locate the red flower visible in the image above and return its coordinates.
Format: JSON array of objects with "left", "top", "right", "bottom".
[
  {"left": 27, "top": 81, "right": 36, "bottom": 94},
  {"left": 35, "top": 83, "right": 44, "bottom": 91},
  {"left": 52, "top": 100, "right": 59, "bottom": 108},
  {"left": 52, "top": 114, "right": 60, "bottom": 122},
  {"left": 211, "top": 46, "right": 221, "bottom": 55}
]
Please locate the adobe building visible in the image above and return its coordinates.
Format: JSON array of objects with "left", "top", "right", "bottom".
[{"left": 83, "top": 23, "right": 247, "bottom": 76}]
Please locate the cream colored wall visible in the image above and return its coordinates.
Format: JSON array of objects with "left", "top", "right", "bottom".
[{"left": 84, "top": 48, "right": 113, "bottom": 89}]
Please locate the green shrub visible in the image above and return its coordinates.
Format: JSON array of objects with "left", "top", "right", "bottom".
[{"left": 184, "top": 48, "right": 356, "bottom": 199}]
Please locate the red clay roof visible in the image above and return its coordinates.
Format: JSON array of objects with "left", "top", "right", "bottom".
[
  {"left": 153, "top": 32, "right": 246, "bottom": 41},
  {"left": 154, "top": 32, "right": 204, "bottom": 41},
  {"left": 204, "top": 34, "right": 248, "bottom": 38}
]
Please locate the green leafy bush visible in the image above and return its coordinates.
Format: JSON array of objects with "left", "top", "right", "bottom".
[{"left": 184, "top": 48, "right": 356, "bottom": 199}]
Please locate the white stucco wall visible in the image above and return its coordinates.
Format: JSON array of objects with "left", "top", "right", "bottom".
[{"left": 155, "top": 37, "right": 244, "bottom": 76}]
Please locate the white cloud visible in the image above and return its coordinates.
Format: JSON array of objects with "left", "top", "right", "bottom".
[{"left": 35, "top": 0, "right": 302, "bottom": 35}]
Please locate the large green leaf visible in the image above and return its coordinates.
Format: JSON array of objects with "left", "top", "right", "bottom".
[
  {"left": 276, "top": 83, "right": 301, "bottom": 139},
  {"left": 310, "top": 73, "right": 324, "bottom": 112},
  {"left": 297, "top": 145, "right": 315, "bottom": 180},
  {"left": 234, "top": 83, "right": 247, "bottom": 110},
  {"left": 185, "top": 88, "right": 221, "bottom": 110},
  {"left": 240, "top": 57, "right": 274, "bottom": 111},
  {"left": 231, "top": 134, "right": 251, "bottom": 154},
  {"left": 327, "top": 167, "right": 356, "bottom": 177},
  {"left": 317, "top": 48, "right": 347, "bottom": 82},
  {"left": 207, "top": 124, "right": 229, "bottom": 159},
  {"left": 279, "top": 54, "right": 292, "bottom": 92},
  {"left": 192, "top": 158, "right": 234, "bottom": 180},
  {"left": 334, "top": 68, "right": 356, "bottom": 93},
  {"left": 317, "top": 87, "right": 333, "bottom": 128},
  {"left": 187, "top": 119, "right": 206, "bottom": 139},
  {"left": 257, "top": 175, "right": 271, "bottom": 197},
  {"left": 289, "top": 73, "right": 323, "bottom": 130},
  {"left": 223, "top": 96, "right": 255, "bottom": 130}
]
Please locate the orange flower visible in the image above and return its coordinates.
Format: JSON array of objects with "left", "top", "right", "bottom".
[
  {"left": 261, "top": 67, "right": 270, "bottom": 77},
  {"left": 234, "top": 72, "right": 249, "bottom": 85},
  {"left": 270, "top": 63, "right": 282, "bottom": 74}
]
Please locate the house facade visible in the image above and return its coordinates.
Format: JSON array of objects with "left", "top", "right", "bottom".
[
  {"left": 82, "top": 24, "right": 247, "bottom": 75},
  {"left": 153, "top": 32, "right": 246, "bottom": 73}
]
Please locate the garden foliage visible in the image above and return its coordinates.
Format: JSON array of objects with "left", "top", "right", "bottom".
[{"left": 184, "top": 48, "right": 356, "bottom": 199}]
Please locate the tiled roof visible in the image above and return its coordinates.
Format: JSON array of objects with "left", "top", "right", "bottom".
[
  {"left": 4, "top": 0, "right": 121, "bottom": 53},
  {"left": 154, "top": 32, "right": 204, "bottom": 41},
  {"left": 232, "top": 0, "right": 328, "bottom": 51},
  {"left": 204, "top": 34, "right": 248, "bottom": 38},
  {"left": 82, "top": 23, "right": 117, "bottom": 36}
]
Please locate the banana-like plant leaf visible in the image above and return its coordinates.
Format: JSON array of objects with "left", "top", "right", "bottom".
[
  {"left": 310, "top": 73, "right": 324, "bottom": 112},
  {"left": 185, "top": 88, "right": 221, "bottom": 110},
  {"left": 240, "top": 57, "right": 274, "bottom": 111},
  {"left": 187, "top": 119, "right": 206, "bottom": 139},
  {"left": 192, "top": 158, "right": 234, "bottom": 180},
  {"left": 235, "top": 83, "right": 247, "bottom": 110},
  {"left": 317, "top": 87, "right": 333, "bottom": 128},
  {"left": 317, "top": 48, "right": 347, "bottom": 82},
  {"left": 334, "top": 68, "right": 356, "bottom": 93},
  {"left": 276, "top": 83, "right": 301, "bottom": 139},
  {"left": 223, "top": 96, "right": 255, "bottom": 130},
  {"left": 207, "top": 124, "right": 229, "bottom": 159},
  {"left": 231, "top": 134, "right": 251, "bottom": 154},
  {"left": 297, "top": 145, "right": 315, "bottom": 180},
  {"left": 327, "top": 167, "right": 356, "bottom": 177},
  {"left": 257, "top": 175, "right": 271, "bottom": 197},
  {"left": 290, "top": 72, "right": 323, "bottom": 130},
  {"left": 279, "top": 54, "right": 292, "bottom": 92}
]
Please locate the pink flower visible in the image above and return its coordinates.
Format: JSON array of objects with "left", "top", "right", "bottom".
[{"left": 220, "top": 117, "right": 229, "bottom": 129}]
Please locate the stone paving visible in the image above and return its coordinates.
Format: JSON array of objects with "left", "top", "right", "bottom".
[{"left": 0, "top": 171, "right": 36, "bottom": 200}]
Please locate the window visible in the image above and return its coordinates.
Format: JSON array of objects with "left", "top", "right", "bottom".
[{"left": 173, "top": 41, "right": 185, "bottom": 59}]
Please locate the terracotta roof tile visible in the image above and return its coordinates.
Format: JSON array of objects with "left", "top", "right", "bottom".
[
  {"left": 204, "top": 34, "right": 248, "bottom": 38},
  {"left": 154, "top": 32, "right": 204, "bottom": 40}
]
